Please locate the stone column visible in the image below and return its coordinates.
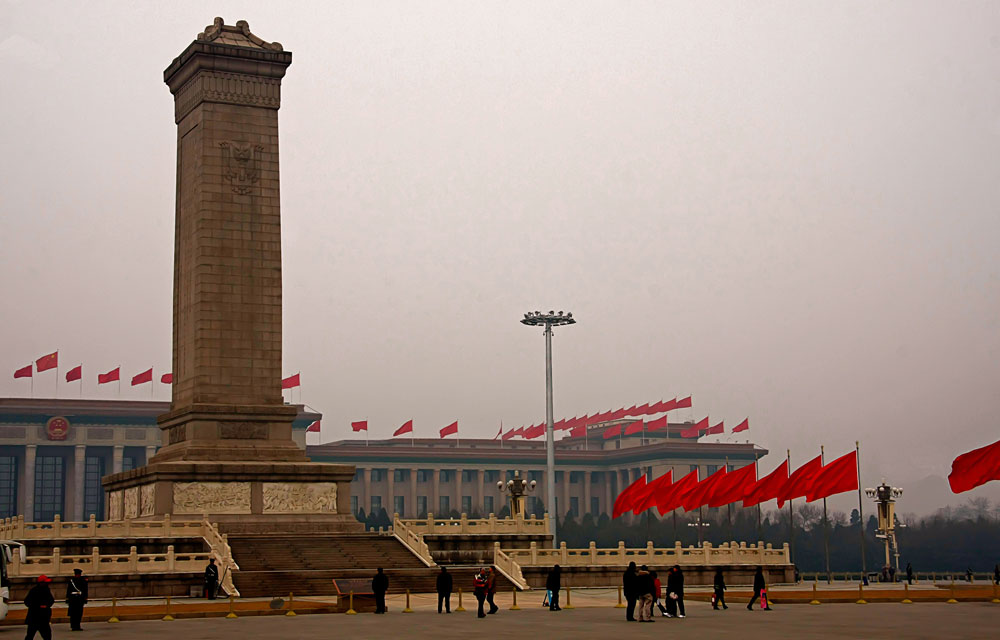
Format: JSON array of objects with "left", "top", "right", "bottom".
[
  {"left": 583, "top": 470, "right": 592, "bottom": 517},
  {"left": 475, "top": 469, "right": 484, "bottom": 517},
  {"left": 145, "top": 445, "right": 157, "bottom": 466},
  {"left": 386, "top": 470, "right": 395, "bottom": 517},
  {"left": 604, "top": 472, "right": 613, "bottom": 519},
  {"left": 409, "top": 468, "right": 418, "bottom": 518},
  {"left": 432, "top": 469, "right": 441, "bottom": 516},
  {"left": 23, "top": 445, "right": 36, "bottom": 520},
  {"left": 560, "top": 470, "right": 571, "bottom": 520},
  {"left": 112, "top": 445, "right": 124, "bottom": 475},
  {"left": 73, "top": 445, "right": 87, "bottom": 521}
]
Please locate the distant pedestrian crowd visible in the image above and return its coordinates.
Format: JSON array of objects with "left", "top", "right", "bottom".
[{"left": 620, "top": 562, "right": 771, "bottom": 623}]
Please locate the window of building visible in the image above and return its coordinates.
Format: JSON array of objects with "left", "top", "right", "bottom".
[
  {"left": 350, "top": 495, "right": 358, "bottom": 515},
  {"left": 417, "top": 495, "right": 428, "bottom": 517},
  {"left": 371, "top": 469, "right": 386, "bottom": 482},
  {"left": 353, "top": 469, "right": 362, "bottom": 482},
  {"left": 483, "top": 495, "right": 494, "bottom": 515},
  {"left": 484, "top": 471, "right": 499, "bottom": 483},
  {"left": 417, "top": 469, "right": 432, "bottom": 482},
  {"left": 393, "top": 496, "right": 405, "bottom": 516},
  {"left": 461, "top": 470, "right": 476, "bottom": 482},
  {"left": 505, "top": 470, "right": 516, "bottom": 481},
  {"left": 34, "top": 456, "right": 65, "bottom": 521},
  {"left": 689, "top": 464, "right": 699, "bottom": 475},
  {"left": 122, "top": 456, "right": 137, "bottom": 473},
  {"left": 706, "top": 465, "right": 718, "bottom": 476},
  {"left": 83, "top": 456, "right": 105, "bottom": 520},
  {"left": 591, "top": 497, "right": 600, "bottom": 515},
  {"left": 439, "top": 470, "right": 453, "bottom": 483},
  {"left": 555, "top": 471, "right": 564, "bottom": 484},
  {"left": 438, "top": 496, "right": 450, "bottom": 515},
  {"left": 590, "top": 472, "right": 603, "bottom": 484},
  {"left": 393, "top": 469, "right": 408, "bottom": 482},
  {"left": 370, "top": 496, "right": 382, "bottom": 514},
  {"left": 528, "top": 470, "right": 543, "bottom": 482},
  {"left": 0, "top": 456, "right": 17, "bottom": 519},
  {"left": 570, "top": 497, "right": 579, "bottom": 517},
  {"left": 461, "top": 496, "right": 472, "bottom": 515},
  {"left": 569, "top": 471, "right": 582, "bottom": 484}
]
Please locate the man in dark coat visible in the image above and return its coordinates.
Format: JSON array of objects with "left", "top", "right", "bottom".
[
  {"left": 622, "top": 561, "right": 638, "bottom": 621},
  {"left": 665, "top": 565, "right": 685, "bottom": 618},
  {"left": 486, "top": 567, "right": 499, "bottom": 614},
  {"left": 66, "top": 568, "right": 89, "bottom": 630},
  {"left": 713, "top": 567, "right": 727, "bottom": 610},
  {"left": 25, "top": 575, "right": 55, "bottom": 640},
  {"left": 545, "top": 564, "right": 561, "bottom": 611},
  {"left": 204, "top": 558, "right": 219, "bottom": 599},
  {"left": 906, "top": 562, "right": 914, "bottom": 585},
  {"left": 436, "top": 566, "right": 453, "bottom": 613},
  {"left": 636, "top": 565, "right": 654, "bottom": 622},
  {"left": 473, "top": 568, "right": 488, "bottom": 618},
  {"left": 747, "top": 566, "right": 771, "bottom": 610},
  {"left": 372, "top": 568, "right": 389, "bottom": 613}
]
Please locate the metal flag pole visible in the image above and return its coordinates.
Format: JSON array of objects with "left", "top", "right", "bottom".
[
  {"left": 117, "top": 367, "right": 121, "bottom": 397},
  {"left": 55, "top": 352, "right": 59, "bottom": 398},
  {"left": 821, "top": 445, "right": 831, "bottom": 583},
  {"left": 856, "top": 440, "right": 867, "bottom": 584},
  {"left": 79, "top": 366, "right": 83, "bottom": 398},
  {"left": 725, "top": 456, "right": 733, "bottom": 539},
  {"left": 755, "top": 450, "right": 762, "bottom": 533},
  {"left": 786, "top": 449, "right": 795, "bottom": 566}
]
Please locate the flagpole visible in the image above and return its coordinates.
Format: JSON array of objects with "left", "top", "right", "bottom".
[
  {"left": 117, "top": 367, "right": 121, "bottom": 397},
  {"left": 55, "top": 352, "right": 59, "bottom": 398},
  {"left": 754, "top": 450, "right": 762, "bottom": 534},
  {"left": 856, "top": 440, "right": 867, "bottom": 584},
  {"left": 79, "top": 367, "right": 83, "bottom": 398},
  {"left": 786, "top": 449, "right": 795, "bottom": 566},
  {"left": 821, "top": 445, "right": 831, "bottom": 584},
  {"left": 725, "top": 456, "right": 733, "bottom": 539}
]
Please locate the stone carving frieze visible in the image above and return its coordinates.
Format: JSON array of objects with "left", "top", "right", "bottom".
[
  {"left": 173, "top": 71, "right": 282, "bottom": 121},
  {"left": 263, "top": 482, "right": 338, "bottom": 514},
  {"left": 109, "top": 490, "right": 124, "bottom": 521},
  {"left": 173, "top": 482, "right": 251, "bottom": 514},
  {"left": 219, "top": 422, "right": 268, "bottom": 439},
  {"left": 168, "top": 425, "right": 186, "bottom": 445},
  {"left": 124, "top": 487, "right": 139, "bottom": 519},
  {"left": 140, "top": 483, "right": 155, "bottom": 517}
]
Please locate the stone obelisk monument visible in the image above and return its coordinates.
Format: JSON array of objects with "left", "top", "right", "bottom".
[{"left": 104, "top": 19, "right": 359, "bottom": 533}]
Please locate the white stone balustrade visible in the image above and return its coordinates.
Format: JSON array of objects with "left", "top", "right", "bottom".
[
  {"left": 395, "top": 512, "right": 551, "bottom": 536},
  {"left": 507, "top": 540, "right": 791, "bottom": 567},
  {"left": 390, "top": 514, "right": 436, "bottom": 567},
  {"left": 0, "top": 514, "right": 205, "bottom": 539}
]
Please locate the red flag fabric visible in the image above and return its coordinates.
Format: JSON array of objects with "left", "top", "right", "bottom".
[
  {"left": 281, "top": 373, "right": 300, "bottom": 389},
  {"left": 683, "top": 466, "right": 728, "bottom": 511},
  {"left": 351, "top": 420, "right": 368, "bottom": 432},
  {"left": 680, "top": 417, "right": 708, "bottom": 438},
  {"left": 613, "top": 475, "right": 647, "bottom": 519},
  {"left": 439, "top": 421, "right": 458, "bottom": 438},
  {"left": 646, "top": 415, "right": 668, "bottom": 431},
  {"left": 568, "top": 425, "right": 586, "bottom": 438},
  {"left": 623, "top": 419, "right": 644, "bottom": 436},
  {"left": 494, "top": 424, "right": 503, "bottom": 440},
  {"left": 603, "top": 424, "right": 622, "bottom": 440},
  {"left": 776, "top": 455, "right": 823, "bottom": 508},
  {"left": 524, "top": 424, "right": 546, "bottom": 439},
  {"left": 35, "top": 351, "right": 58, "bottom": 372},
  {"left": 807, "top": 451, "right": 859, "bottom": 501},
  {"left": 948, "top": 439, "right": 1000, "bottom": 494},
  {"left": 608, "top": 408, "right": 625, "bottom": 421},
  {"left": 98, "top": 367, "right": 120, "bottom": 384},
  {"left": 160, "top": 373, "right": 173, "bottom": 384},
  {"left": 675, "top": 396, "right": 692, "bottom": 409},
  {"left": 65, "top": 366, "right": 82, "bottom": 382},
  {"left": 707, "top": 463, "right": 757, "bottom": 508},
  {"left": 634, "top": 403, "right": 651, "bottom": 415},
  {"left": 732, "top": 418, "right": 749, "bottom": 433},
  {"left": 744, "top": 460, "right": 788, "bottom": 508},
  {"left": 14, "top": 365, "right": 33, "bottom": 379},
  {"left": 306, "top": 420, "right": 321, "bottom": 433},
  {"left": 631, "top": 471, "right": 673, "bottom": 515},
  {"left": 704, "top": 421, "right": 724, "bottom": 435},
  {"left": 393, "top": 420, "right": 413, "bottom": 437},
  {"left": 661, "top": 398, "right": 679, "bottom": 412},
  {"left": 131, "top": 368, "right": 153, "bottom": 386},
  {"left": 656, "top": 469, "right": 700, "bottom": 515},
  {"left": 501, "top": 426, "right": 523, "bottom": 441}
]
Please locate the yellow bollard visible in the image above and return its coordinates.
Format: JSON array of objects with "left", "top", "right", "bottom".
[
  {"left": 615, "top": 585, "right": 625, "bottom": 608},
  {"left": 992, "top": 583, "right": 999, "bottom": 604},
  {"left": 901, "top": 582, "right": 913, "bottom": 604},
  {"left": 345, "top": 590, "right": 357, "bottom": 615},
  {"left": 455, "top": 587, "right": 466, "bottom": 612},
  {"left": 856, "top": 583, "right": 867, "bottom": 605},
  {"left": 403, "top": 589, "right": 414, "bottom": 613},
  {"left": 286, "top": 592, "right": 297, "bottom": 617},
  {"left": 510, "top": 588, "right": 521, "bottom": 611},
  {"left": 107, "top": 596, "right": 120, "bottom": 623},
  {"left": 946, "top": 579, "right": 958, "bottom": 604},
  {"left": 564, "top": 585, "right": 574, "bottom": 609},
  {"left": 162, "top": 595, "right": 175, "bottom": 621},
  {"left": 809, "top": 582, "right": 821, "bottom": 605},
  {"left": 226, "top": 594, "right": 238, "bottom": 619}
]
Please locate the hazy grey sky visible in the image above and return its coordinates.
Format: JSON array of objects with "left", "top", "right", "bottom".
[{"left": 2, "top": 1, "right": 998, "bottom": 509}]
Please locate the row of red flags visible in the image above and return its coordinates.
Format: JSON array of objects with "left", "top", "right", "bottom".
[
  {"left": 13, "top": 353, "right": 173, "bottom": 385},
  {"left": 343, "top": 419, "right": 460, "bottom": 439},
  {"left": 613, "top": 450, "right": 860, "bottom": 518},
  {"left": 501, "top": 397, "right": 694, "bottom": 441}
]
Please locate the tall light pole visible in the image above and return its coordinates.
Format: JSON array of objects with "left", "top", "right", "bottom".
[{"left": 521, "top": 310, "right": 576, "bottom": 545}]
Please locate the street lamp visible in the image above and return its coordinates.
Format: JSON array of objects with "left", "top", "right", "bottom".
[
  {"left": 497, "top": 470, "right": 537, "bottom": 518},
  {"left": 521, "top": 310, "right": 576, "bottom": 544},
  {"left": 865, "top": 480, "right": 903, "bottom": 580}
]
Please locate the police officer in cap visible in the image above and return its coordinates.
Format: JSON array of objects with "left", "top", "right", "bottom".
[{"left": 66, "top": 568, "right": 89, "bottom": 630}]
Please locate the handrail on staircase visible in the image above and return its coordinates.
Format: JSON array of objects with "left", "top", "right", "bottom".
[{"left": 391, "top": 514, "right": 437, "bottom": 567}]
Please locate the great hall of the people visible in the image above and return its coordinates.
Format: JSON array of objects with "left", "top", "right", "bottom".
[{"left": 0, "top": 397, "right": 765, "bottom": 522}]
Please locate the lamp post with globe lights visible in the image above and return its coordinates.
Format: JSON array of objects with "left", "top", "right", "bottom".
[
  {"left": 865, "top": 480, "right": 903, "bottom": 579},
  {"left": 497, "top": 470, "right": 537, "bottom": 518},
  {"left": 520, "top": 310, "right": 576, "bottom": 544}
]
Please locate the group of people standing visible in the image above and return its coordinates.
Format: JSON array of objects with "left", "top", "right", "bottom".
[
  {"left": 23, "top": 569, "right": 90, "bottom": 640},
  {"left": 622, "top": 563, "right": 771, "bottom": 621}
]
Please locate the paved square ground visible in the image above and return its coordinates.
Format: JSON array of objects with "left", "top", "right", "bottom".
[{"left": 4, "top": 603, "right": 995, "bottom": 640}]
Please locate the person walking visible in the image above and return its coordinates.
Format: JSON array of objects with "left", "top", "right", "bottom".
[
  {"left": 636, "top": 565, "right": 654, "bottom": 622},
  {"left": 436, "top": 566, "right": 453, "bottom": 614},
  {"left": 372, "top": 567, "right": 389, "bottom": 614},
  {"left": 473, "top": 568, "right": 488, "bottom": 618},
  {"left": 713, "top": 568, "right": 727, "bottom": 610},
  {"left": 203, "top": 558, "right": 219, "bottom": 599},
  {"left": 622, "top": 561, "right": 638, "bottom": 621},
  {"left": 665, "top": 565, "right": 685, "bottom": 618},
  {"left": 24, "top": 575, "right": 55, "bottom": 640},
  {"left": 994, "top": 563, "right": 999, "bottom": 586},
  {"left": 66, "top": 568, "right": 89, "bottom": 630},
  {"left": 906, "top": 562, "right": 914, "bottom": 585},
  {"left": 545, "top": 565, "right": 562, "bottom": 611},
  {"left": 486, "top": 567, "right": 499, "bottom": 614},
  {"left": 653, "top": 570, "right": 667, "bottom": 617},
  {"left": 966, "top": 567, "right": 974, "bottom": 583},
  {"left": 747, "top": 567, "right": 771, "bottom": 610}
]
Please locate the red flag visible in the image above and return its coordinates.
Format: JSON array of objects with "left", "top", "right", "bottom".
[
  {"left": 661, "top": 398, "right": 680, "bottom": 412},
  {"left": 160, "top": 373, "right": 173, "bottom": 384},
  {"left": 704, "top": 421, "right": 724, "bottom": 435},
  {"left": 646, "top": 415, "right": 668, "bottom": 431},
  {"left": 732, "top": 418, "right": 749, "bottom": 433},
  {"left": 656, "top": 469, "right": 700, "bottom": 515},
  {"left": 631, "top": 471, "right": 673, "bottom": 515},
  {"left": 807, "top": 451, "right": 859, "bottom": 501},
  {"left": 744, "top": 460, "right": 788, "bottom": 508},
  {"left": 306, "top": 420, "right": 321, "bottom": 433},
  {"left": 131, "top": 368, "right": 153, "bottom": 386},
  {"left": 683, "top": 466, "right": 728, "bottom": 511},
  {"left": 494, "top": 424, "right": 503, "bottom": 440},
  {"left": 502, "top": 426, "right": 523, "bottom": 441},
  {"left": 439, "top": 421, "right": 458, "bottom": 438},
  {"left": 393, "top": 420, "right": 413, "bottom": 437},
  {"left": 568, "top": 424, "right": 586, "bottom": 438},
  {"left": 98, "top": 367, "right": 120, "bottom": 384},
  {"left": 351, "top": 420, "right": 368, "bottom": 432},
  {"left": 680, "top": 416, "right": 708, "bottom": 438},
  {"left": 65, "top": 366, "right": 82, "bottom": 382},
  {"left": 675, "top": 396, "right": 692, "bottom": 409},
  {"left": 608, "top": 408, "right": 625, "bottom": 421},
  {"left": 281, "top": 373, "right": 300, "bottom": 389},
  {"left": 776, "top": 455, "right": 823, "bottom": 508},
  {"left": 603, "top": 424, "right": 622, "bottom": 439},
  {"left": 613, "top": 474, "right": 647, "bottom": 519},
  {"left": 708, "top": 463, "right": 758, "bottom": 508},
  {"left": 634, "top": 403, "right": 651, "bottom": 415},
  {"left": 948, "top": 439, "right": 1000, "bottom": 494},
  {"left": 35, "top": 351, "right": 58, "bottom": 372},
  {"left": 524, "top": 424, "right": 546, "bottom": 439},
  {"left": 623, "top": 419, "right": 644, "bottom": 436},
  {"left": 14, "top": 365, "right": 32, "bottom": 379}
]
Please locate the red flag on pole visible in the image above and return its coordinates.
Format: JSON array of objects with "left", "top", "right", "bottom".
[
  {"left": 655, "top": 469, "right": 700, "bottom": 515},
  {"left": 351, "top": 420, "right": 368, "bottom": 432},
  {"left": 35, "top": 352, "right": 58, "bottom": 372},
  {"left": 439, "top": 421, "right": 458, "bottom": 438},
  {"left": 634, "top": 403, "right": 651, "bottom": 415},
  {"left": 501, "top": 426, "right": 523, "bottom": 441},
  {"left": 131, "top": 368, "right": 153, "bottom": 386},
  {"left": 948, "top": 439, "right": 1000, "bottom": 494},
  {"left": 631, "top": 471, "right": 673, "bottom": 515},
  {"left": 683, "top": 466, "right": 728, "bottom": 511},
  {"left": 708, "top": 463, "right": 757, "bottom": 508},
  {"left": 65, "top": 366, "right": 82, "bottom": 382},
  {"left": 393, "top": 420, "right": 413, "bottom": 437},
  {"left": 98, "top": 367, "right": 120, "bottom": 384},
  {"left": 306, "top": 420, "right": 321, "bottom": 433},
  {"left": 732, "top": 418, "right": 749, "bottom": 433},
  {"left": 14, "top": 365, "right": 32, "bottom": 379},
  {"left": 281, "top": 373, "right": 300, "bottom": 389},
  {"left": 743, "top": 460, "right": 788, "bottom": 508},
  {"left": 494, "top": 424, "right": 503, "bottom": 440},
  {"left": 160, "top": 373, "right": 173, "bottom": 384},
  {"left": 646, "top": 415, "right": 668, "bottom": 431},
  {"left": 704, "top": 421, "right": 724, "bottom": 435},
  {"left": 680, "top": 417, "right": 708, "bottom": 438},
  {"left": 675, "top": 396, "right": 692, "bottom": 409},
  {"left": 623, "top": 419, "right": 644, "bottom": 436},
  {"left": 807, "top": 451, "right": 859, "bottom": 501},
  {"left": 568, "top": 424, "right": 586, "bottom": 438},
  {"left": 524, "top": 424, "right": 546, "bottom": 439},
  {"left": 613, "top": 474, "right": 647, "bottom": 519},
  {"left": 603, "top": 424, "right": 622, "bottom": 439},
  {"left": 776, "top": 455, "right": 823, "bottom": 508}
]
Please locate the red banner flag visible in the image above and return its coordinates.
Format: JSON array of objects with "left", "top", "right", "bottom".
[
  {"left": 631, "top": 471, "right": 673, "bottom": 515},
  {"left": 634, "top": 403, "right": 651, "bottom": 415},
  {"left": 807, "top": 451, "right": 859, "bottom": 502},
  {"left": 35, "top": 351, "right": 58, "bottom": 373},
  {"left": 680, "top": 416, "right": 708, "bottom": 438},
  {"left": 393, "top": 420, "right": 413, "bottom": 437},
  {"left": 777, "top": 455, "right": 823, "bottom": 508},
  {"left": 306, "top": 420, "right": 321, "bottom": 433},
  {"left": 656, "top": 469, "right": 700, "bottom": 515},
  {"left": 439, "top": 421, "right": 458, "bottom": 438},
  {"left": 623, "top": 419, "right": 644, "bottom": 436},
  {"left": 646, "top": 415, "right": 668, "bottom": 431},
  {"left": 948, "top": 439, "right": 1000, "bottom": 494},
  {"left": 65, "top": 366, "right": 82, "bottom": 382},
  {"left": 683, "top": 466, "right": 728, "bottom": 511},
  {"left": 568, "top": 424, "right": 587, "bottom": 438},
  {"left": 14, "top": 364, "right": 32, "bottom": 379},
  {"left": 281, "top": 373, "right": 300, "bottom": 389},
  {"left": 704, "top": 421, "right": 724, "bottom": 435},
  {"left": 351, "top": 420, "right": 368, "bottom": 432},
  {"left": 160, "top": 373, "right": 173, "bottom": 384},
  {"left": 708, "top": 463, "right": 757, "bottom": 508},
  {"left": 98, "top": 367, "right": 120, "bottom": 384},
  {"left": 613, "top": 474, "right": 647, "bottom": 519},
  {"left": 660, "top": 398, "right": 679, "bottom": 412},
  {"left": 131, "top": 368, "right": 153, "bottom": 386},
  {"left": 501, "top": 426, "right": 523, "bottom": 441},
  {"left": 732, "top": 418, "right": 749, "bottom": 433},
  {"left": 603, "top": 424, "right": 622, "bottom": 439},
  {"left": 743, "top": 460, "right": 788, "bottom": 508},
  {"left": 524, "top": 424, "right": 546, "bottom": 439},
  {"left": 675, "top": 396, "right": 692, "bottom": 409}
]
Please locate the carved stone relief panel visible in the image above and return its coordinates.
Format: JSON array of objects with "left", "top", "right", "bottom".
[
  {"left": 140, "top": 483, "right": 155, "bottom": 517},
  {"left": 172, "top": 482, "right": 251, "bottom": 514},
  {"left": 262, "top": 482, "right": 337, "bottom": 514},
  {"left": 124, "top": 487, "right": 139, "bottom": 519},
  {"left": 219, "top": 422, "right": 268, "bottom": 439},
  {"left": 109, "top": 490, "right": 124, "bottom": 521}
]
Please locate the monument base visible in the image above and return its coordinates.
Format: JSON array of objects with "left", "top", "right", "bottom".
[{"left": 102, "top": 461, "right": 363, "bottom": 534}]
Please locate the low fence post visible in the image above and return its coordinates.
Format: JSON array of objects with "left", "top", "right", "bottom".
[
  {"left": 91, "top": 546, "right": 100, "bottom": 575},
  {"left": 456, "top": 587, "right": 466, "bottom": 612},
  {"left": 564, "top": 585, "right": 574, "bottom": 610},
  {"left": 510, "top": 587, "right": 520, "bottom": 611},
  {"left": 947, "top": 579, "right": 958, "bottom": 604},
  {"left": 992, "top": 582, "right": 999, "bottom": 604},
  {"left": 52, "top": 547, "right": 61, "bottom": 575},
  {"left": 856, "top": 583, "right": 866, "bottom": 605},
  {"left": 615, "top": 585, "right": 625, "bottom": 608},
  {"left": 902, "top": 582, "right": 913, "bottom": 604},
  {"left": 403, "top": 589, "right": 414, "bottom": 613},
  {"left": 809, "top": 582, "right": 820, "bottom": 605},
  {"left": 162, "top": 595, "right": 174, "bottom": 621},
  {"left": 108, "top": 596, "right": 120, "bottom": 623},
  {"left": 346, "top": 591, "right": 357, "bottom": 615},
  {"left": 226, "top": 594, "right": 238, "bottom": 619},
  {"left": 286, "top": 592, "right": 296, "bottom": 616}
]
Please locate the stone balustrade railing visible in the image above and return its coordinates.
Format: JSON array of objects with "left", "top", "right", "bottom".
[
  {"left": 492, "top": 542, "right": 529, "bottom": 590},
  {"left": 9, "top": 545, "right": 211, "bottom": 577},
  {"left": 0, "top": 515, "right": 205, "bottom": 539},
  {"left": 391, "top": 515, "right": 436, "bottom": 567},
  {"left": 507, "top": 540, "right": 791, "bottom": 567},
  {"left": 395, "top": 512, "right": 551, "bottom": 536}
]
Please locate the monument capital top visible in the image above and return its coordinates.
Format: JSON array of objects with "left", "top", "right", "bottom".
[{"left": 197, "top": 17, "right": 283, "bottom": 52}]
